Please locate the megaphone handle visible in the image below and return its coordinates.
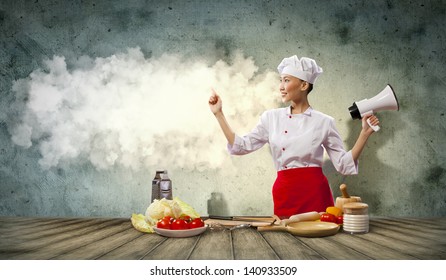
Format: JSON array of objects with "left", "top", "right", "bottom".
[{"left": 367, "top": 118, "right": 380, "bottom": 132}]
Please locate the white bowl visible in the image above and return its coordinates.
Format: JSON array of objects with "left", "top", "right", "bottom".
[{"left": 153, "top": 225, "right": 207, "bottom": 238}]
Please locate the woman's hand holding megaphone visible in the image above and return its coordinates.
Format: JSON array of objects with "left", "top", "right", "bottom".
[{"left": 362, "top": 114, "right": 380, "bottom": 134}]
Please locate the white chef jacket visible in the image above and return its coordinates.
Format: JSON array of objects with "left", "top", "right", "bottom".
[{"left": 227, "top": 106, "right": 358, "bottom": 175}]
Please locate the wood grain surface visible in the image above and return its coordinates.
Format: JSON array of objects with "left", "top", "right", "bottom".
[{"left": 1, "top": 216, "right": 445, "bottom": 260}]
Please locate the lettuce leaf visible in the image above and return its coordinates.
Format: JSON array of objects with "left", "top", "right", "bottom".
[
  {"left": 174, "top": 197, "right": 200, "bottom": 219},
  {"left": 131, "top": 213, "right": 154, "bottom": 233}
]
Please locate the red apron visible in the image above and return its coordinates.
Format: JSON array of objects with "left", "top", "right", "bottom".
[{"left": 272, "top": 167, "right": 334, "bottom": 219}]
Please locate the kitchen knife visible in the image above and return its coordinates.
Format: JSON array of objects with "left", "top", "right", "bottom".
[{"left": 208, "top": 215, "right": 276, "bottom": 223}]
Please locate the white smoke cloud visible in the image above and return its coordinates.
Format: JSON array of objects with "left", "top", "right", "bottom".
[{"left": 6, "top": 48, "right": 279, "bottom": 171}]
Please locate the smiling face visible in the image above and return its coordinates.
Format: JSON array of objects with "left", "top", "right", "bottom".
[{"left": 279, "top": 75, "right": 309, "bottom": 104}]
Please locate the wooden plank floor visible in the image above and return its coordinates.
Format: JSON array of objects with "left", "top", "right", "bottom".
[{"left": 1, "top": 216, "right": 445, "bottom": 260}]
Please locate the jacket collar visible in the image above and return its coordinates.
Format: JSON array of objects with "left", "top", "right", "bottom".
[{"left": 286, "top": 106, "right": 312, "bottom": 116}]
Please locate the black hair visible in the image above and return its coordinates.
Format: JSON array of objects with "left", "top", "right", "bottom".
[{"left": 307, "top": 83, "right": 313, "bottom": 94}]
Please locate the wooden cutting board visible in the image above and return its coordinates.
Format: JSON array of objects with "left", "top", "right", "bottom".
[{"left": 204, "top": 216, "right": 276, "bottom": 227}]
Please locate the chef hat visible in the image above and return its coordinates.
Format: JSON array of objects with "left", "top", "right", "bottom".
[{"left": 277, "top": 55, "right": 323, "bottom": 84}]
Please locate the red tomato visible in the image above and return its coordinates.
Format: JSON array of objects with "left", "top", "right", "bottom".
[
  {"left": 170, "top": 219, "right": 189, "bottom": 230},
  {"left": 156, "top": 219, "right": 171, "bottom": 229},
  {"left": 181, "top": 215, "right": 191, "bottom": 222},
  {"left": 336, "top": 215, "right": 343, "bottom": 225},
  {"left": 189, "top": 218, "right": 205, "bottom": 228},
  {"left": 320, "top": 213, "right": 337, "bottom": 223},
  {"left": 162, "top": 216, "right": 173, "bottom": 223}
]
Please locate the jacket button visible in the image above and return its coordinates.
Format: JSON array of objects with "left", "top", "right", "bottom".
[
  {"left": 282, "top": 148, "right": 285, "bottom": 151},
  {"left": 285, "top": 130, "right": 288, "bottom": 133},
  {"left": 289, "top": 116, "right": 292, "bottom": 119}
]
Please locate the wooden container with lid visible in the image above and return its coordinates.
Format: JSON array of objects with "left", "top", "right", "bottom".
[
  {"left": 342, "top": 202, "right": 368, "bottom": 215},
  {"left": 335, "top": 184, "right": 362, "bottom": 212}
]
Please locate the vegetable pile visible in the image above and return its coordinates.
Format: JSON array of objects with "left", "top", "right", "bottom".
[
  {"left": 320, "top": 206, "right": 343, "bottom": 225},
  {"left": 131, "top": 197, "right": 202, "bottom": 233},
  {"left": 156, "top": 215, "right": 205, "bottom": 230}
]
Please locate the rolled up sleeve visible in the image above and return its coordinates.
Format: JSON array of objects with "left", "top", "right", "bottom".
[{"left": 323, "top": 119, "right": 359, "bottom": 175}]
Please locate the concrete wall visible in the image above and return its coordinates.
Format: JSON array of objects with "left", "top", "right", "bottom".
[{"left": 1, "top": 0, "right": 445, "bottom": 218}]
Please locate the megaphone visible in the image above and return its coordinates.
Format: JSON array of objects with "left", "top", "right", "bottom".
[{"left": 348, "top": 84, "right": 399, "bottom": 132}]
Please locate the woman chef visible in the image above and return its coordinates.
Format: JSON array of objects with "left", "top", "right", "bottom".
[{"left": 208, "top": 55, "right": 379, "bottom": 218}]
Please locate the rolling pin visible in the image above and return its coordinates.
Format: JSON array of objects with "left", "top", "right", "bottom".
[
  {"left": 257, "top": 211, "right": 320, "bottom": 231},
  {"left": 335, "top": 184, "right": 361, "bottom": 211}
]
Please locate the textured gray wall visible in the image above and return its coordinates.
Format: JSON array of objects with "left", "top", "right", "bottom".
[{"left": 0, "top": 0, "right": 445, "bottom": 218}]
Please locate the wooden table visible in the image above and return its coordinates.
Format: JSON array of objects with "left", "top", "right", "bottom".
[{"left": 0, "top": 216, "right": 445, "bottom": 260}]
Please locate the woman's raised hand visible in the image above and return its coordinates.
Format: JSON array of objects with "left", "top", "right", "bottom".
[
  {"left": 208, "top": 88, "right": 235, "bottom": 145},
  {"left": 208, "top": 88, "right": 223, "bottom": 115}
]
